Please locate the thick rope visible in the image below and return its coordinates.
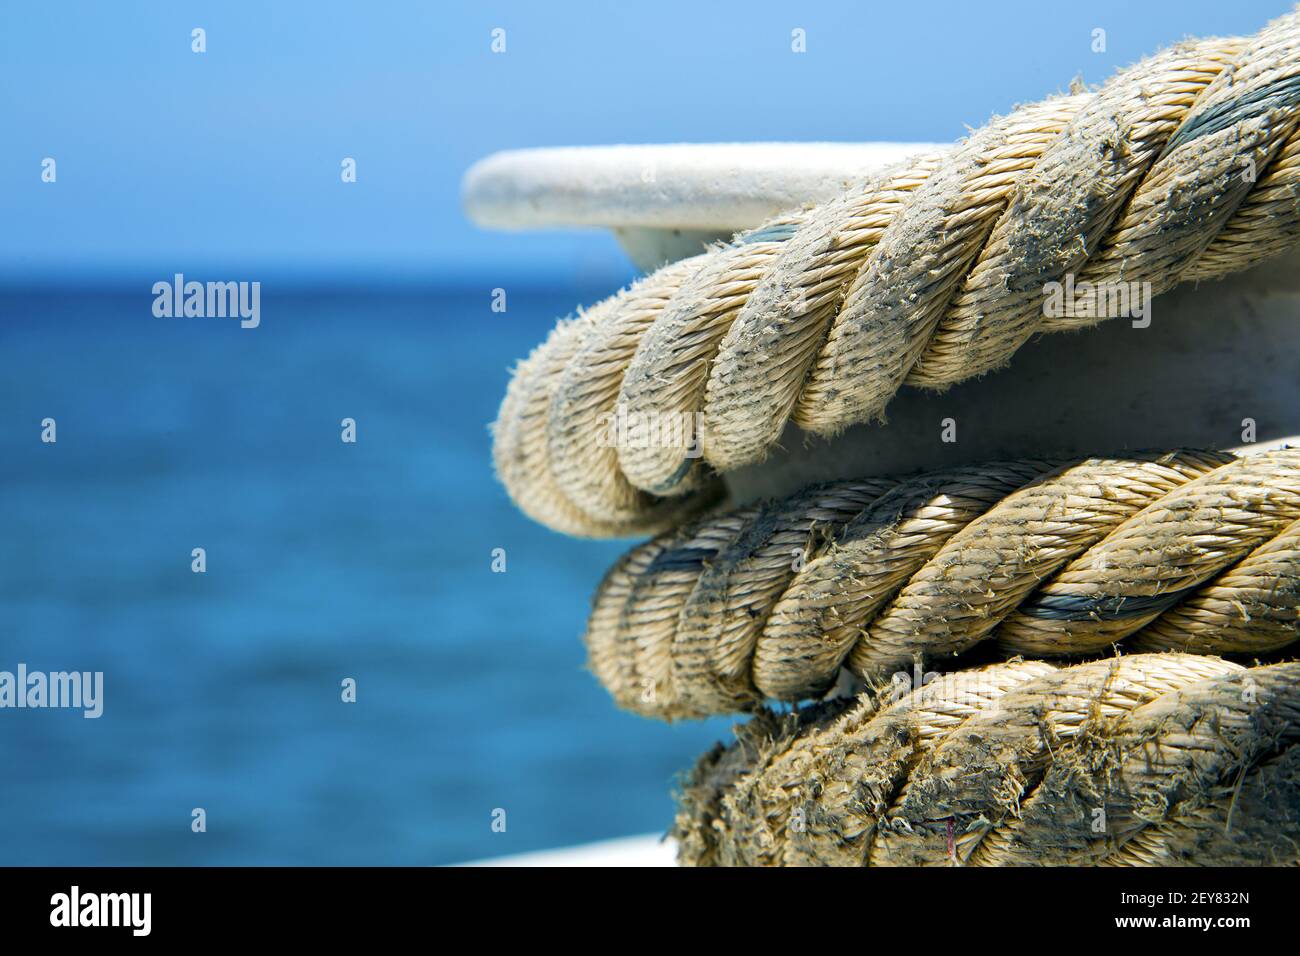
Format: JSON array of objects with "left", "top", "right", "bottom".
[
  {"left": 672, "top": 654, "right": 1300, "bottom": 866},
  {"left": 584, "top": 448, "right": 1300, "bottom": 720},
  {"left": 493, "top": 11, "right": 1300, "bottom": 536}
]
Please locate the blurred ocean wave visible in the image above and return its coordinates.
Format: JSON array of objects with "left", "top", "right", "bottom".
[{"left": 0, "top": 285, "right": 731, "bottom": 865}]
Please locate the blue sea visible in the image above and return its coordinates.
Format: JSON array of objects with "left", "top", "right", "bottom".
[{"left": 0, "top": 285, "right": 734, "bottom": 865}]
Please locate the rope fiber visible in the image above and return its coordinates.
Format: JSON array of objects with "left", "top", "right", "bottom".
[
  {"left": 493, "top": 11, "right": 1300, "bottom": 537},
  {"left": 584, "top": 448, "right": 1300, "bottom": 720},
  {"left": 672, "top": 654, "right": 1300, "bottom": 866}
]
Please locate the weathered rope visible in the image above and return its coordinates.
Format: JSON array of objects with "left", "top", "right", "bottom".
[
  {"left": 493, "top": 11, "right": 1300, "bottom": 536},
  {"left": 672, "top": 654, "right": 1300, "bottom": 866},
  {"left": 584, "top": 448, "right": 1300, "bottom": 720}
]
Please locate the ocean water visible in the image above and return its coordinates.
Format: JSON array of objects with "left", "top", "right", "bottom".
[{"left": 0, "top": 286, "right": 734, "bottom": 865}]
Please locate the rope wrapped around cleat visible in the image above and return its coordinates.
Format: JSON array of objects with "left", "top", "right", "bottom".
[
  {"left": 584, "top": 448, "right": 1300, "bottom": 720},
  {"left": 493, "top": 11, "right": 1300, "bottom": 537},
  {"left": 672, "top": 654, "right": 1300, "bottom": 866}
]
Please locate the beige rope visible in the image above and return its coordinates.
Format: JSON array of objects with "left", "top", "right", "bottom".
[
  {"left": 492, "top": 258, "right": 726, "bottom": 537},
  {"left": 587, "top": 478, "right": 899, "bottom": 716},
  {"left": 493, "top": 12, "right": 1300, "bottom": 536},
  {"left": 672, "top": 654, "right": 1300, "bottom": 866},
  {"left": 583, "top": 448, "right": 1300, "bottom": 720}
]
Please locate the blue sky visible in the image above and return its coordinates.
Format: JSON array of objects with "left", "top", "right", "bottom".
[{"left": 0, "top": 0, "right": 1284, "bottom": 285}]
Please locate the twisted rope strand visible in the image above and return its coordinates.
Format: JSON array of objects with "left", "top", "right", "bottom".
[
  {"left": 583, "top": 448, "right": 1300, "bottom": 720},
  {"left": 671, "top": 655, "right": 1300, "bottom": 866},
  {"left": 615, "top": 218, "right": 809, "bottom": 495},
  {"left": 1131, "top": 516, "right": 1300, "bottom": 654},
  {"left": 770, "top": 95, "right": 1088, "bottom": 444},
  {"left": 677, "top": 659, "right": 1056, "bottom": 867},
  {"left": 994, "top": 449, "right": 1300, "bottom": 655},
  {"left": 588, "top": 479, "right": 899, "bottom": 716},
  {"left": 876, "top": 654, "right": 1243, "bottom": 865},
  {"left": 494, "top": 12, "right": 1300, "bottom": 536},
  {"left": 1098, "top": 745, "right": 1300, "bottom": 866},
  {"left": 493, "top": 259, "right": 732, "bottom": 537},
  {"left": 971, "top": 662, "right": 1300, "bottom": 866},
  {"left": 912, "top": 40, "right": 1243, "bottom": 380}
]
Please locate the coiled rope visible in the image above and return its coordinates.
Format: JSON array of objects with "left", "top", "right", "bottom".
[
  {"left": 493, "top": 11, "right": 1300, "bottom": 537},
  {"left": 672, "top": 654, "right": 1300, "bottom": 866},
  {"left": 585, "top": 448, "right": 1300, "bottom": 720}
]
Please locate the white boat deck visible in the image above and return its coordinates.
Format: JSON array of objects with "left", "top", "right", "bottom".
[{"left": 462, "top": 834, "right": 676, "bottom": 867}]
